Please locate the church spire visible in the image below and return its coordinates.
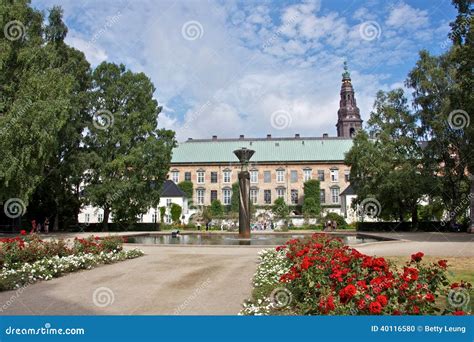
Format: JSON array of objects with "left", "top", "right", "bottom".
[{"left": 336, "top": 61, "right": 363, "bottom": 138}]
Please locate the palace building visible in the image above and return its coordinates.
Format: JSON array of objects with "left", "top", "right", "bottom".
[
  {"left": 78, "top": 64, "right": 363, "bottom": 224},
  {"left": 168, "top": 63, "right": 362, "bottom": 214}
]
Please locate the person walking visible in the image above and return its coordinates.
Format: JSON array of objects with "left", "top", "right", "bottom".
[
  {"left": 30, "top": 219, "right": 37, "bottom": 234},
  {"left": 44, "top": 218, "right": 50, "bottom": 234}
]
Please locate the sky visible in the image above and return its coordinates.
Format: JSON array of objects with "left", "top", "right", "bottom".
[{"left": 32, "top": 0, "right": 458, "bottom": 141}]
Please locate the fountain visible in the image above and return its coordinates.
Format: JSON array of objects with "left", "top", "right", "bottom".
[{"left": 233, "top": 147, "right": 255, "bottom": 239}]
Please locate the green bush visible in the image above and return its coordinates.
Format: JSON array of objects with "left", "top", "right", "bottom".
[{"left": 323, "top": 212, "right": 347, "bottom": 228}]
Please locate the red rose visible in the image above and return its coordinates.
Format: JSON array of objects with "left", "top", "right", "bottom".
[
  {"left": 369, "top": 301, "right": 382, "bottom": 314},
  {"left": 437, "top": 259, "right": 447, "bottom": 269},
  {"left": 412, "top": 305, "right": 420, "bottom": 314},
  {"left": 20, "top": 230, "right": 27, "bottom": 236},
  {"left": 411, "top": 252, "right": 424, "bottom": 262},
  {"left": 402, "top": 267, "right": 419, "bottom": 282},
  {"left": 376, "top": 295, "right": 388, "bottom": 307},
  {"left": 425, "top": 293, "right": 435, "bottom": 302},
  {"left": 339, "top": 284, "right": 357, "bottom": 303},
  {"left": 357, "top": 299, "right": 366, "bottom": 310},
  {"left": 452, "top": 310, "right": 465, "bottom": 316},
  {"left": 301, "top": 256, "right": 313, "bottom": 270}
]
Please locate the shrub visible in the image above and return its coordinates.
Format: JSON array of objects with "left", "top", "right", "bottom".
[
  {"left": 323, "top": 212, "right": 347, "bottom": 228},
  {"left": 303, "top": 180, "right": 321, "bottom": 216},
  {"left": 170, "top": 203, "right": 182, "bottom": 224},
  {"left": 241, "top": 234, "right": 471, "bottom": 316}
]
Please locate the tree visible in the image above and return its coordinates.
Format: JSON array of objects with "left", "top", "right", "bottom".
[
  {"left": 345, "top": 90, "right": 431, "bottom": 225},
  {"left": 303, "top": 180, "right": 321, "bottom": 216},
  {"left": 84, "top": 62, "right": 176, "bottom": 229},
  {"left": 272, "top": 197, "right": 289, "bottom": 221},
  {"left": 159, "top": 206, "right": 166, "bottom": 223},
  {"left": 177, "top": 181, "right": 193, "bottom": 200},
  {"left": 0, "top": 2, "right": 77, "bottom": 211},
  {"left": 170, "top": 203, "right": 182, "bottom": 224},
  {"left": 230, "top": 182, "right": 239, "bottom": 212},
  {"left": 209, "top": 199, "right": 224, "bottom": 218},
  {"left": 27, "top": 7, "right": 92, "bottom": 230}
]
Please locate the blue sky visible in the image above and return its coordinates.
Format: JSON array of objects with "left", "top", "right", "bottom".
[{"left": 32, "top": 0, "right": 457, "bottom": 141}]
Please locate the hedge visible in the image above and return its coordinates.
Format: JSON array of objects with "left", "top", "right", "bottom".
[{"left": 356, "top": 221, "right": 468, "bottom": 232}]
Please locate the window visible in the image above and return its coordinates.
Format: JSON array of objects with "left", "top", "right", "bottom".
[
  {"left": 276, "top": 188, "right": 285, "bottom": 199},
  {"left": 211, "top": 172, "right": 218, "bottom": 183},
  {"left": 250, "top": 189, "right": 258, "bottom": 204},
  {"left": 264, "top": 171, "right": 271, "bottom": 183},
  {"left": 331, "top": 187, "right": 340, "bottom": 204},
  {"left": 166, "top": 198, "right": 172, "bottom": 207},
  {"left": 152, "top": 213, "right": 157, "bottom": 223},
  {"left": 98, "top": 213, "right": 103, "bottom": 222},
  {"left": 85, "top": 213, "right": 90, "bottom": 223},
  {"left": 197, "top": 171, "right": 205, "bottom": 184},
  {"left": 303, "top": 169, "right": 312, "bottom": 181},
  {"left": 171, "top": 171, "right": 179, "bottom": 183},
  {"left": 330, "top": 169, "right": 339, "bottom": 182},
  {"left": 320, "top": 189, "right": 326, "bottom": 204},
  {"left": 276, "top": 170, "right": 285, "bottom": 183},
  {"left": 184, "top": 172, "right": 191, "bottom": 181},
  {"left": 210, "top": 190, "right": 217, "bottom": 202},
  {"left": 291, "top": 189, "right": 298, "bottom": 204},
  {"left": 290, "top": 170, "right": 298, "bottom": 183},
  {"left": 264, "top": 190, "right": 272, "bottom": 204},
  {"left": 166, "top": 215, "right": 172, "bottom": 224},
  {"left": 250, "top": 170, "right": 258, "bottom": 183},
  {"left": 197, "top": 189, "right": 205, "bottom": 205},
  {"left": 317, "top": 170, "right": 325, "bottom": 181},
  {"left": 223, "top": 189, "right": 231, "bottom": 205},
  {"left": 223, "top": 170, "right": 231, "bottom": 183},
  {"left": 344, "top": 170, "right": 350, "bottom": 182}
]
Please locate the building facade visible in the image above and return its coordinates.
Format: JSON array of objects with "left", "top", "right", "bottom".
[{"left": 78, "top": 64, "right": 363, "bottom": 223}]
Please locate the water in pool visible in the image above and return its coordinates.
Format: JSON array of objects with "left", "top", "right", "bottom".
[{"left": 125, "top": 233, "right": 381, "bottom": 246}]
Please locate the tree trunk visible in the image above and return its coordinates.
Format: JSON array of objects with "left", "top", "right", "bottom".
[
  {"left": 411, "top": 205, "right": 418, "bottom": 231},
  {"left": 469, "top": 175, "right": 474, "bottom": 233},
  {"left": 102, "top": 207, "right": 110, "bottom": 232}
]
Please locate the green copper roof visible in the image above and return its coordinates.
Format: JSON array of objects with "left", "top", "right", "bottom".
[{"left": 171, "top": 137, "right": 353, "bottom": 164}]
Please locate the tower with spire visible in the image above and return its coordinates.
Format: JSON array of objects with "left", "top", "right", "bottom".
[{"left": 336, "top": 61, "right": 363, "bottom": 138}]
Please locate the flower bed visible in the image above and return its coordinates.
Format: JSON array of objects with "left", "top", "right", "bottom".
[
  {"left": 0, "top": 233, "right": 143, "bottom": 291},
  {"left": 241, "top": 233, "right": 471, "bottom": 316}
]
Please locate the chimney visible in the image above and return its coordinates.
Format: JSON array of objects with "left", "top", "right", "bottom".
[
  {"left": 239, "top": 134, "right": 244, "bottom": 139},
  {"left": 266, "top": 134, "right": 272, "bottom": 139},
  {"left": 295, "top": 133, "right": 300, "bottom": 139},
  {"left": 212, "top": 135, "right": 217, "bottom": 140},
  {"left": 323, "top": 133, "right": 328, "bottom": 138},
  {"left": 187, "top": 138, "right": 193, "bottom": 141}
]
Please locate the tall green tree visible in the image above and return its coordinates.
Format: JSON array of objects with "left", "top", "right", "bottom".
[
  {"left": 346, "top": 90, "right": 431, "bottom": 224},
  {"left": 406, "top": 0, "right": 473, "bottom": 226},
  {"left": 27, "top": 7, "right": 92, "bottom": 230},
  {"left": 0, "top": 1, "right": 75, "bottom": 210},
  {"left": 209, "top": 199, "right": 224, "bottom": 218},
  {"left": 84, "top": 62, "right": 175, "bottom": 229},
  {"left": 177, "top": 180, "right": 193, "bottom": 200}
]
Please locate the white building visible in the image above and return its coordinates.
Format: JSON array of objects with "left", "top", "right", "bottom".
[{"left": 78, "top": 180, "right": 193, "bottom": 225}]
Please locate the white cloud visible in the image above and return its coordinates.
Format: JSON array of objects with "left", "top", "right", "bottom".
[
  {"left": 386, "top": 2, "right": 429, "bottom": 30},
  {"left": 32, "top": 0, "right": 445, "bottom": 142}
]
